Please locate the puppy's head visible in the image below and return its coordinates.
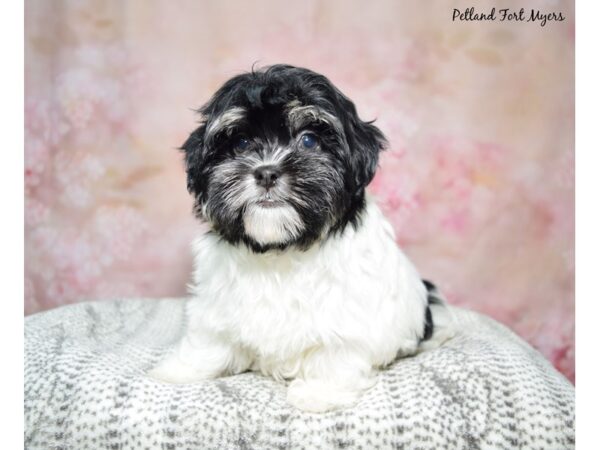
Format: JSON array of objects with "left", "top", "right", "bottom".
[{"left": 182, "top": 64, "right": 386, "bottom": 252}]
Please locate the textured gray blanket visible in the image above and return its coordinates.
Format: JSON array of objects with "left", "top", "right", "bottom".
[{"left": 24, "top": 298, "right": 575, "bottom": 449}]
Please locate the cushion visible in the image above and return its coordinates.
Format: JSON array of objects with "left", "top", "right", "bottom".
[{"left": 25, "top": 298, "right": 575, "bottom": 449}]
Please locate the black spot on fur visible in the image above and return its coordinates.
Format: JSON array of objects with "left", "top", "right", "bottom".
[
  {"left": 422, "top": 306, "right": 434, "bottom": 341},
  {"left": 421, "top": 279, "right": 445, "bottom": 341}
]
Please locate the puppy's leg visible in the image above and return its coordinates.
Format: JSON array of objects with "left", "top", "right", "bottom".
[
  {"left": 148, "top": 328, "right": 251, "bottom": 384},
  {"left": 286, "top": 347, "right": 376, "bottom": 413}
]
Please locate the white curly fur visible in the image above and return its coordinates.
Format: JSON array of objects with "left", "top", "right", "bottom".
[{"left": 150, "top": 197, "right": 428, "bottom": 412}]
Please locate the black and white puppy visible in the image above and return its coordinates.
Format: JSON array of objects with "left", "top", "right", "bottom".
[{"left": 150, "top": 64, "right": 446, "bottom": 412}]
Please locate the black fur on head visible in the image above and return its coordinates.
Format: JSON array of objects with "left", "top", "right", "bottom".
[{"left": 182, "top": 64, "right": 387, "bottom": 253}]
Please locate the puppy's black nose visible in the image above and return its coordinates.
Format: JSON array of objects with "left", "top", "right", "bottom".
[{"left": 254, "top": 165, "right": 281, "bottom": 189}]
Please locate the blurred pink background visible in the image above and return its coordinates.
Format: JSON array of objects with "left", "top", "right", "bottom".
[{"left": 25, "top": 0, "right": 574, "bottom": 382}]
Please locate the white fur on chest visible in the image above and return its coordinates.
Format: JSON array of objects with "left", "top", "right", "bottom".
[{"left": 187, "top": 199, "right": 427, "bottom": 379}]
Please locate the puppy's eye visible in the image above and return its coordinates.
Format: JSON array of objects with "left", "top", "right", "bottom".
[
  {"left": 234, "top": 137, "right": 250, "bottom": 151},
  {"left": 300, "top": 133, "right": 318, "bottom": 149}
]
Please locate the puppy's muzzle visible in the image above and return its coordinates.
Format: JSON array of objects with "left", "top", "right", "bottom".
[{"left": 254, "top": 165, "right": 281, "bottom": 190}]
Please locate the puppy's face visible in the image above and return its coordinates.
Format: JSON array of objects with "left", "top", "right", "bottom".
[{"left": 182, "top": 65, "right": 386, "bottom": 252}]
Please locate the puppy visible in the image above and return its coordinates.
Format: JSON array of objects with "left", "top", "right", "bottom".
[{"left": 150, "top": 64, "right": 445, "bottom": 412}]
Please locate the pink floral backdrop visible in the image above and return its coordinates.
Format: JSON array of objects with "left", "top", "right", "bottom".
[{"left": 24, "top": 0, "right": 575, "bottom": 382}]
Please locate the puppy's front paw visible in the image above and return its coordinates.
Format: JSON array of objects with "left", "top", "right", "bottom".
[
  {"left": 286, "top": 378, "right": 367, "bottom": 413},
  {"left": 148, "top": 355, "right": 217, "bottom": 384}
]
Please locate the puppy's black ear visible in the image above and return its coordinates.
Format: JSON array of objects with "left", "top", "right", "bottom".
[
  {"left": 180, "top": 123, "right": 209, "bottom": 202},
  {"left": 335, "top": 92, "right": 387, "bottom": 192},
  {"left": 348, "top": 117, "right": 387, "bottom": 190}
]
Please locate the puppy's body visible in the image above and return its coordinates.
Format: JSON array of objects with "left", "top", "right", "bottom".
[
  {"left": 150, "top": 65, "right": 445, "bottom": 412},
  {"left": 152, "top": 198, "right": 428, "bottom": 411}
]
